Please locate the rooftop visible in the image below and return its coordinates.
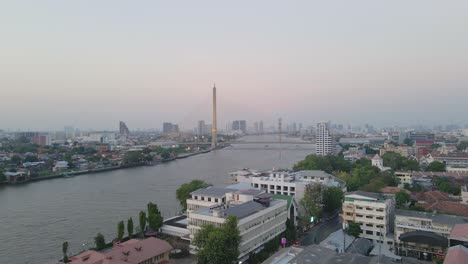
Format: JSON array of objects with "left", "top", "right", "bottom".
[
  {"left": 396, "top": 209, "right": 468, "bottom": 225},
  {"left": 346, "top": 191, "right": 385, "bottom": 201},
  {"left": 190, "top": 187, "right": 236, "bottom": 197},
  {"left": 449, "top": 223, "right": 468, "bottom": 242},
  {"left": 444, "top": 245, "right": 468, "bottom": 264}
]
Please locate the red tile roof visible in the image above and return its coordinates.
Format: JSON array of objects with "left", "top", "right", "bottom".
[
  {"left": 449, "top": 223, "right": 468, "bottom": 242},
  {"left": 416, "top": 201, "right": 468, "bottom": 217},
  {"left": 444, "top": 245, "right": 468, "bottom": 264},
  {"left": 380, "top": 187, "right": 409, "bottom": 194}
]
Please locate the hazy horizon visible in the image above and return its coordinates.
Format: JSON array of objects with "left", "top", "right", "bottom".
[{"left": 1, "top": 1, "right": 468, "bottom": 131}]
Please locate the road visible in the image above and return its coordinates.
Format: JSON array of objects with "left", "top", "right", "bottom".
[{"left": 301, "top": 214, "right": 342, "bottom": 246}]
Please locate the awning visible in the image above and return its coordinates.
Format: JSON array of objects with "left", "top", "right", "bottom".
[{"left": 400, "top": 231, "right": 448, "bottom": 247}]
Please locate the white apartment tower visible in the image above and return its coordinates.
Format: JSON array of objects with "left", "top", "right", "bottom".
[{"left": 316, "top": 122, "right": 332, "bottom": 156}]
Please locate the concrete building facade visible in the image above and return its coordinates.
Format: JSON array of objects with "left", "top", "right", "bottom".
[{"left": 315, "top": 122, "right": 332, "bottom": 156}]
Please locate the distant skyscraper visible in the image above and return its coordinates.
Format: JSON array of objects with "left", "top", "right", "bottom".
[
  {"left": 259, "top": 121, "right": 264, "bottom": 135},
  {"left": 163, "top": 122, "right": 179, "bottom": 134},
  {"left": 211, "top": 84, "right": 217, "bottom": 148},
  {"left": 119, "top": 121, "right": 130, "bottom": 135},
  {"left": 198, "top": 120, "right": 206, "bottom": 137},
  {"left": 315, "top": 122, "right": 332, "bottom": 156},
  {"left": 232, "top": 120, "right": 247, "bottom": 134},
  {"left": 254, "top": 122, "right": 259, "bottom": 134}
]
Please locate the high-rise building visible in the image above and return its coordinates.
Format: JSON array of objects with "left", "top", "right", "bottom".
[
  {"left": 32, "top": 134, "right": 51, "bottom": 146},
  {"left": 212, "top": 85, "right": 217, "bottom": 148},
  {"left": 119, "top": 121, "right": 130, "bottom": 135},
  {"left": 315, "top": 122, "right": 332, "bottom": 156},
  {"left": 162, "top": 122, "right": 179, "bottom": 134},
  {"left": 197, "top": 120, "right": 205, "bottom": 137},
  {"left": 232, "top": 120, "right": 247, "bottom": 134},
  {"left": 254, "top": 122, "right": 259, "bottom": 134},
  {"left": 259, "top": 121, "right": 264, "bottom": 134}
]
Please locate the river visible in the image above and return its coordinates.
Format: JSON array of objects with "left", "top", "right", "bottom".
[{"left": 0, "top": 135, "right": 314, "bottom": 264}]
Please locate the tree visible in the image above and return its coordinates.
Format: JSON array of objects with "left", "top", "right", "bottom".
[
  {"left": 139, "top": 211, "right": 146, "bottom": 237},
  {"left": 127, "top": 217, "right": 134, "bottom": 238},
  {"left": 427, "top": 161, "right": 446, "bottom": 172},
  {"left": 0, "top": 170, "right": 6, "bottom": 183},
  {"left": 24, "top": 155, "right": 38, "bottom": 162},
  {"left": 293, "top": 155, "right": 351, "bottom": 173},
  {"left": 457, "top": 141, "right": 468, "bottom": 151},
  {"left": 94, "top": 233, "right": 106, "bottom": 250},
  {"left": 322, "top": 186, "right": 344, "bottom": 213},
  {"left": 123, "top": 151, "right": 145, "bottom": 165},
  {"left": 403, "top": 138, "right": 414, "bottom": 146},
  {"left": 194, "top": 216, "right": 241, "bottom": 264},
  {"left": 176, "top": 180, "right": 211, "bottom": 211},
  {"left": 161, "top": 151, "right": 171, "bottom": 160},
  {"left": 395, "top": 190, "right": 410, "bottom": 207},
  {"left": 300, "top": 184, "right": 323, "bottom": 228},
  {"left": 10, "top": 155, "right": 22, "bottom": 165},
  {"left": 284, "top": 218, "right": 297, "bottom": 244},
  {"left": 147, "top": 202, "right": 163, "bottom": 231},
  {"left": 62, "top": 241, "right": 69, "bottom": 263},
  {"left": 347, "top": 222, "right": 362, "bottom": 237},
  {"left": 117, "top": 220, "right": 125, "bottom": 241}
]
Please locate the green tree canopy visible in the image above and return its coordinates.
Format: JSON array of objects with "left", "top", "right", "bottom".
[
  {"left": 457, "top": 141, "right": 468, "bottom": 151},
  {"left": 322, "top": 186, "right": 344, "bottom": 213},
  {"left": 62, "top": 241, "right": 69, "bottom": 263},
  {"left": 138, "top": 211, "right": 146, "bottom": 237},
  {"left": 293, "top": 154, "right": 352, "bottom": 173},
  {"left": 117, "top": 220, "right": 125, "bottom": 241},
  {"left": 123, "top": 151, "right": 145, "bottom": 165},
  {"left": 426, "top": 161, "right": 446, "bottom": 172},
  {"left": 94, "top": 233, "right": 106, "bottom": 251},
  {"left": 176, "top": 180, "right": 211, "bottom": 211},
  {"left": 10, "top": 155, "right": 22, "bottom": 165},
  {"left": 347, "top": 222, "right": 362, "bottom": 237},
  {"left": 194, "top": 216, "right": 241, "bottom": 264},
  {"left": 127, "top": 217, "right": 134, "bottom": 238},
  {"left": 299, "top": 184, "right": 323, "bottom": 227},
  {"left": 395, "top": 190, "right": 411, "bottom": 207},
  {"left": 147, "top": 202, "right": 163, "bottom": 231}
]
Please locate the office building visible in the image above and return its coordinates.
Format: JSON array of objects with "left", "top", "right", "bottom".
[
  {"left": 187, "top": 187, "right": 288, "bottom": 262},
  {"left": 232, "top": 169, "right": 346, "bottom": 201},
  {"left": 162, "top": 122, "right": 179, "bottom": 134},
  {"left": 232, "top": 120, "right": 247, "bottom": 134},
  {"left": 342, "top": 191, "right": 395, "bottom": 244},
  {"left": 119, "top": 121, "right": 130, "bottom": 135},
  {"left": 197, "top": 120, "right": 206, "bottom": 137},
  {"left": 32, "top": 133, "right": 51, "bottom": 146},
  {"left": 394, "top": 209, "right": 468, "bottom": 261},
  {"left": 315, "top": 122, "right": 333, "bottom": 156},
  {"left": 259, "top": 121, "right": 264, "bottom": 134}
]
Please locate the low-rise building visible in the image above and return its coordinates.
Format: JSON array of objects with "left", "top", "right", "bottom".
[
  {"left": 186, "top": 187, "right": 235, "bottom": 212},
  {"left": 448, "top": 223, "right": 468, "bottom": 247},
  {"left": 395, "top": 171, "right": 412, "bottom": 187},
  {"left": 371, "top": 154, "right": 391, "bottom": 171},
  {"left": 394, "top": 209, "right": 468, "bottom": 261},
  {"left": 342, "top": 191, "right": 395, "bottom": 244},
  {"left": 233, "top": 169, "right": 346, "bottom": 201},
  {"left": 187, "top": 187, "right": 288, "bottom": 262}
]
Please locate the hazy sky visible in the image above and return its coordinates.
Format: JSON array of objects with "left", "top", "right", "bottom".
[{"left": 1, "top": 1, "right": 467, "bottom": 131}]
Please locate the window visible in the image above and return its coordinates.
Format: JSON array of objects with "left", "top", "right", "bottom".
[
  {"left": 366, "top": 223, "right": 373, "bottom": 227},
  {"left": 208, "top": 197, "right": 211, "bottom": 202},
  {"left": 283, "top": 186, "right": 288, "bottom": 191},
  {"left": 376, "top": 216, "right": 384, "bottom": 220},
  {"left": 346, "top": 212, "right": 352, "bottom": 216},
  {"left": 290, "top": 187, "right": 295, "bottom": 191},
  {"left": 215, "top": 198, "right": 218, "bottom": 203},
  {"left": 356, "top": 206, "right": 363, "bottom": 210},
  {"left": 366, "top": 230, "right": 373, "bottom": 235},
  {"left": 254, "top": 184, "right": 259, "bottom": 188},
  {"left": 201, "top": 197, "right": 205, "bottom": 201},
  {"left": 276, "top": 186, "right": 281, "bottom": 190},
  {"left": 366, "top": 208, "right": 373, "bottom": 211},
  {"left": 356, "top": 214, "right": 363, "bottom": 218},
  {"left": 376, "top": 208, "right": 384, "bottom": 212},
  {"left": 366, "top": 215, "right": 373, "bottom": 219}
]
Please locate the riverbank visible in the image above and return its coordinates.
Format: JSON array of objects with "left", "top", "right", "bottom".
[{"left": 3, "top": 148, "right": 218, "bottom": 186}]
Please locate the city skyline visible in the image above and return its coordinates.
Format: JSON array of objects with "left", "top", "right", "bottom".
[{"left": 1, "top": 1, "right": 468, "bottom": 130}]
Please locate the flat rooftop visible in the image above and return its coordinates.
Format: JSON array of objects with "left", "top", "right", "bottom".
[
  {"left": 396, "top": 209, "right": 468, "bottom": 225},
  {"left": 191, "top": 187, "right": 237, "bottom": 197},
  {"left": 193, "top": 199, "right": 284, "bottom": 219}
]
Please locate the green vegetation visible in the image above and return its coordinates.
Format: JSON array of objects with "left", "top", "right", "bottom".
[
  {"left": 346, "top": 221, "right": 361, "bottom": 237},
  {"left": 10, "top": 155, "right": 22, "bottom": 165},
  {"left": 194, "top": 216, "right": 241, "bottom": 264},
  {"left": 395, "top": 190, "right": 411, "bottom": 207},
  {"left": 426, "top": 161, "right": 446, "bottom": 172},
  {"left": 123, "top": 151, "right": 146, "bottom": 165},
  {"left": 434, "top": 177, "right": 461, "bottom": 195},
  {"left": 147, "top": 202, "right": 163, "bottom": 231},
  {"left": 138, "top": 211, "right": 146, "bottom": 237},
  {"left": 457, "top": 141, "right": 468, "bottom": 151},
  {"left": 322, "top": 186, "right": 344, "bottom": 213},
  {"left": 127, "top": 217, "right": 134, "bottom": 238},
  {"left": 62, "top": 241, "right": 69, "bottom": 263},
  {"left": 94, "top": 233, "right": 106, "bottom": 251},
  {"left": 284, "top": 218, "right": 297, "bottom": 244},
  {"left": 248, "top": 236, "right": 282, "bottom": 264},
  {"left": 293, "top": 154, "right": 352, "bottom": 173},
  {"left": 176, "top": 180, "right": 211, "bottom": 211},
  {"left": 403, "top": 138, "right": 414, "bottom": 146},
  {"left": 299, "top": 184, "right": 323, "bottom": 228},
  {"left": 117, "top": 220, "right": 125, "bottom": 241},
  {"left": 0, "top": 169, "right": 6, "bottom": 182},
  {"left": 381, "top": 152, "right": 419, "bottom": 171}
]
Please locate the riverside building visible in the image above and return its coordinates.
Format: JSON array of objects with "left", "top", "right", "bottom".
[{"left": 187, "top": 187, "right": 288, "bottom": 262}]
